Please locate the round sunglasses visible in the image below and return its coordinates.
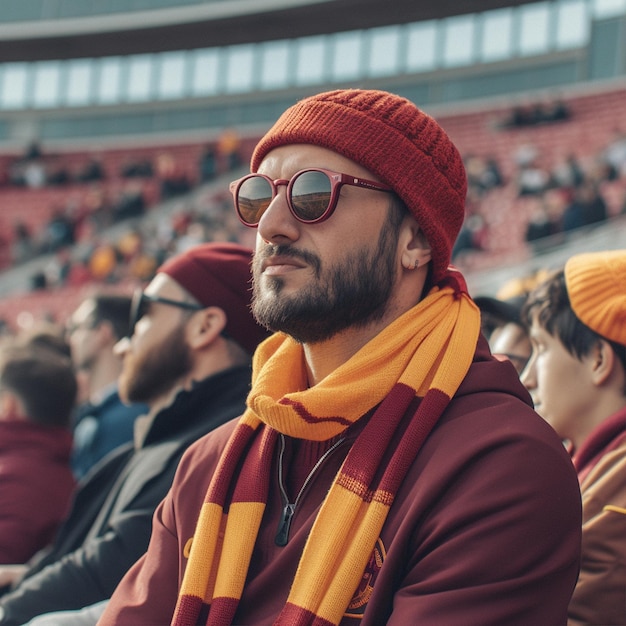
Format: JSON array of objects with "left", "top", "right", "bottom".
[{"left": 229, "top": 167, "right": 393, "bottom": 227}]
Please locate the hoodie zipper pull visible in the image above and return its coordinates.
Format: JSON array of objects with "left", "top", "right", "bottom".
[{"left": 275, "top": 503, "right": 296, "bottom": 546}]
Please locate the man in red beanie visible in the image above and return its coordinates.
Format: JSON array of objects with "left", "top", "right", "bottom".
[
  {"left": 103, "top": 89, "right": 581, "bottom": 626},
  {"left": 0, "top": 243, "right": 269, "bottom": 626},
  {"left": 520, "top": 249, "right": 626, "bottom": 625}
]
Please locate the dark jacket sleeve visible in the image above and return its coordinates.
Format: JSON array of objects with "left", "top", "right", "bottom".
[{"left": 0, "top": 507, "right": 154, "bottom": 625}]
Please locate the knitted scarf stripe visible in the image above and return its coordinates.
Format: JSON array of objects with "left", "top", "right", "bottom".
[
  {"left": 174, "top": 422, "right": 276, "bottom": 620},
  {"left": 172, "top": 277, "right": 480, "bottom": 626}
]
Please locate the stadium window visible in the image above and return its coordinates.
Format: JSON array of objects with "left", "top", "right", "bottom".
[
  {"left": 442, "top": 15, "right": 476, "bottom": 67},
  {"left": 191, "top": 48, "right": 220, "bottom": 96},
  {"left": 593, "top": 0, "right": 626, "bottom": 17},
  {"left": 260, "top": 40, "right": 291, "bottom": 90},
  {"left": 65, "top": 59, "right": 93, "bottom": 106},
  {"left": 0, "top": 63, "right": 29, "bottom": 109},
  {"left": 519, "top": 2, "right": 552, "bottom": 56},
  {"left": 480, "top": 8, "right": 515, "bottom": 61},
  {"left": 555, "top": 0, "right": 589, "bottom": 49},
  {"left": 32, "top": 61, "right": 62, "bottom": 108},
  {"left": 126, "top": 54, "right": 155, "bottom": 102},
  {"left": 331, "top": 31, "right": 363, "bottom": 82},
  {"left": 294, "top": 35, "right": 327, "bottom": 86},
  {"left": 157, "top": 51, "right": 187, "bottom": 100},
  {"left": 224, "top": 44, "right": 256, "bottom": 93},
  {"left": 367, "top": 25, "right": 402, "bottom": 77},
  {"left": 406, "top": 21, "right": 438, "bottom": 72},
  {"left": 96, "top": 57, "right": 123, "bottom": 104}
]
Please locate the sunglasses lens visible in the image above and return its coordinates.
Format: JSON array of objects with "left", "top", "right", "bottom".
[
  {"left": 236, "top": 176, "right": 274, "bottom": 225},
  {"left": 290, "top": 170, "right": 332, "bottom": 222}
]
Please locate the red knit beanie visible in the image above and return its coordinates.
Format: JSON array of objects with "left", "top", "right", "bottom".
[
  {"left": 251, "top": 89, "right": 467, "bottom": 284},
  {"left": 157, "top": 242, "right": 270, "bottom": 355}
]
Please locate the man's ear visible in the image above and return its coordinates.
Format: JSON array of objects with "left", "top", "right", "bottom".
[
  {"left": 187, "top": 307, "right": 227, "bottom": 350},
  {"left": 400, "top": 216, "right": 432, "bottom": 270},
  {"left": 590, "top": 339, "right": 616, "bottom": 386}
]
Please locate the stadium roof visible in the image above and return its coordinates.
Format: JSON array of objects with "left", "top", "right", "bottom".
[{"left": 0, "top": 0, "right": 541, "bottom": 62}]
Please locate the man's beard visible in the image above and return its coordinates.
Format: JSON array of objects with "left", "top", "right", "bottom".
[
  {"left": 252, "top": 220, "right": 399, "bottom": 344},
  {"left": 118, "top": 324, "right": 192, "bottom": 404}
]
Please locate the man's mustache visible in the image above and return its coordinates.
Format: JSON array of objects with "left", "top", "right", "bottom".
[{"left": 255, "top": 244, "right": 321, "bottom": 274}]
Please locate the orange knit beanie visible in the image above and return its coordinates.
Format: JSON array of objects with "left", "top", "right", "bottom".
[
  {"left": 251, "top": 89, "right": 467, "bottom": 284},
  {"left": 564, "top": 249, "right": 626, "bottom": 346}
]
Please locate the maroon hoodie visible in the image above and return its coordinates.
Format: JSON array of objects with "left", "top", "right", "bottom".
[
  {"left": 0, "top": 420, "right": 75, "bottom": 564},
  {"left": 104, "top": 336, "right": 581, "bottom": 625}
]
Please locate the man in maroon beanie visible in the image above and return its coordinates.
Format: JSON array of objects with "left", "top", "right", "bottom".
[
  {"left": 0, "top": 243, "right": 269, "bottom": 626},
  {"left": 104, "top": 89, "right": 581, "bottom": 626}
]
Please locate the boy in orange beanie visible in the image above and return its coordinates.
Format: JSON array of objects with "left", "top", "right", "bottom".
[{"left": 521, "top": 248, "right": 626, "bottom": 625}]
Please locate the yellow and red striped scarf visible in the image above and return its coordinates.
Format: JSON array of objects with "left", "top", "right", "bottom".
[{"left": 173, "top": 273, "right": 480, "bottom": 626}]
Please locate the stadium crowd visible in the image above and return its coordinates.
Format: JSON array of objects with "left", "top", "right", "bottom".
[{"left": 1, "top": 92, "right": 625, "bottom": 311}]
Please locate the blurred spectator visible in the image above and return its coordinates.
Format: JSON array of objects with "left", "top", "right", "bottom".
[
  {"left": 452, "top": 214, "right": 488, "bottom": 259},
  {"left": 514, "top": 141, "right": 539, "bottom": 168},
  {"left": 116, "top": 229, "right": 158, "bottom": 282},
  {"left": 602, "top": 127, "right": 626, "bottom": 179},
  {"left": 173, "top": 221, "right": 208, "bottom": 254},
  {"left": 0, "top": 341, "right": 76, "bottom": 564},
  {"left": 501, "top": 95, "right": 571, "bottom": 129},
  {"left": 16, "top": 322, "right": 71, "bottom": 359},
  {"left": 465, "top": 154, "right": 505, "bottom": 197},
  {"left": 483, "top": 156, "right": 504, "bottom": 188},
  {"left": 35, "top": 248, "right": 74, "bottom": 290},
  {"left": 80, "top": 185, "right": 114, "bottom": 233},
  {"left": 7, "top": 142, "right": 47, "bottom": 188},
  {"left": 119, "top": 155, "right": 153, "bottom": 178},
  {"left": 21, "top": 159, "right": 47, "bottom": 189},
  {"left": 29, "top": 271, "right": 48, "bottom": 292},
  {"left": 475, "top": 284, "right": 534, "bottom": 377},
  {"left": 562, "top": 180, "right": 608, "bottom": 232},
  {"left": 10, "top": 222, "right": 36, "bottom": 265},
  {"left": 550, "top": 153, "right": 584, "bottom": 190},
  {"left": 111, "top": 181, "right": 146, "bottom": 221},
  {"left": 39, "top": 209, "right": 76, "bottom": 254},
  {"left": 75, "top": 156, "right": 105, "bottom": 183},
  {"left": 524, "top": 195, "right": 562, "bottom": 244},
  {"left": 65, "top": 294, "right": 147, "bottom": 479},
  {"left": 535, "top": 95, "right": 571, "bottom": 123},
  {"left": 0, "top": 243, "right": 269, "bottom": 625},
  {"left": 198, "top": 143, "right": 217, "bottom": 182},
  {"left": 22, "top": 141, "right": 43, "bottom": 161},
  {"left": 46, "top": 158, "right": 70, "bottom": 187},
  {"left": 155, "top": 152, "right": 191, "bottom": 200},
  {"left": 217, "top": 128, "right": 242, "bottom": 172},
  {"left": 88, "top": 242, "right": 119, "bottom": 282},
  {"left": 516, "top": 156, "right": 551, "bottom": 197},
  {"left": 65, "top": 257, "right": 94, "bottom": 288}
]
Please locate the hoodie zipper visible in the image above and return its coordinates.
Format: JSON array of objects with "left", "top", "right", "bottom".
[{"left": 275, "top": 433, "right": 346, "bottom": 546}]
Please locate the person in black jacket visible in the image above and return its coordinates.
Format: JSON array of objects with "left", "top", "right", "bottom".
[{"left": 0, "top": 242, "right": 269, "bottom": 626}]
